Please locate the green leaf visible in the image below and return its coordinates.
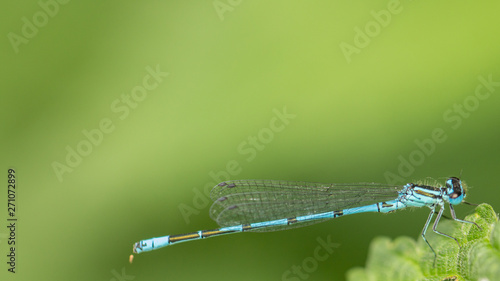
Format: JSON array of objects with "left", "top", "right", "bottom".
[{"left": 346, "top": 204, "right": 500, "bottom": 281}]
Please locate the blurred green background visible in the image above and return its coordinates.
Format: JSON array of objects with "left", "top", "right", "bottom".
[{"left": 1, "top": 1, "right": 500, "bottom": 281}]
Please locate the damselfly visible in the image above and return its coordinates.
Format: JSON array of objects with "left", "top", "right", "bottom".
[{"left": 132, "top": 177, "right": 480, "bottom": 262}]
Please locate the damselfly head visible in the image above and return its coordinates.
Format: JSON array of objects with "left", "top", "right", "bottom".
[{"left": 446, "top": 177, "right": 465, "bottom": 205}]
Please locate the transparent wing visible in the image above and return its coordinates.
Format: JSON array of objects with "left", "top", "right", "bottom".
[{"left": 209, "top": 180, "right": 402, "bottom": 232}]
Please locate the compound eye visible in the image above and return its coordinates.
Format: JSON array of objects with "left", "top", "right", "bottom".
[{"left": 446, "top": 177, "right": 464, "bottom": 204}]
